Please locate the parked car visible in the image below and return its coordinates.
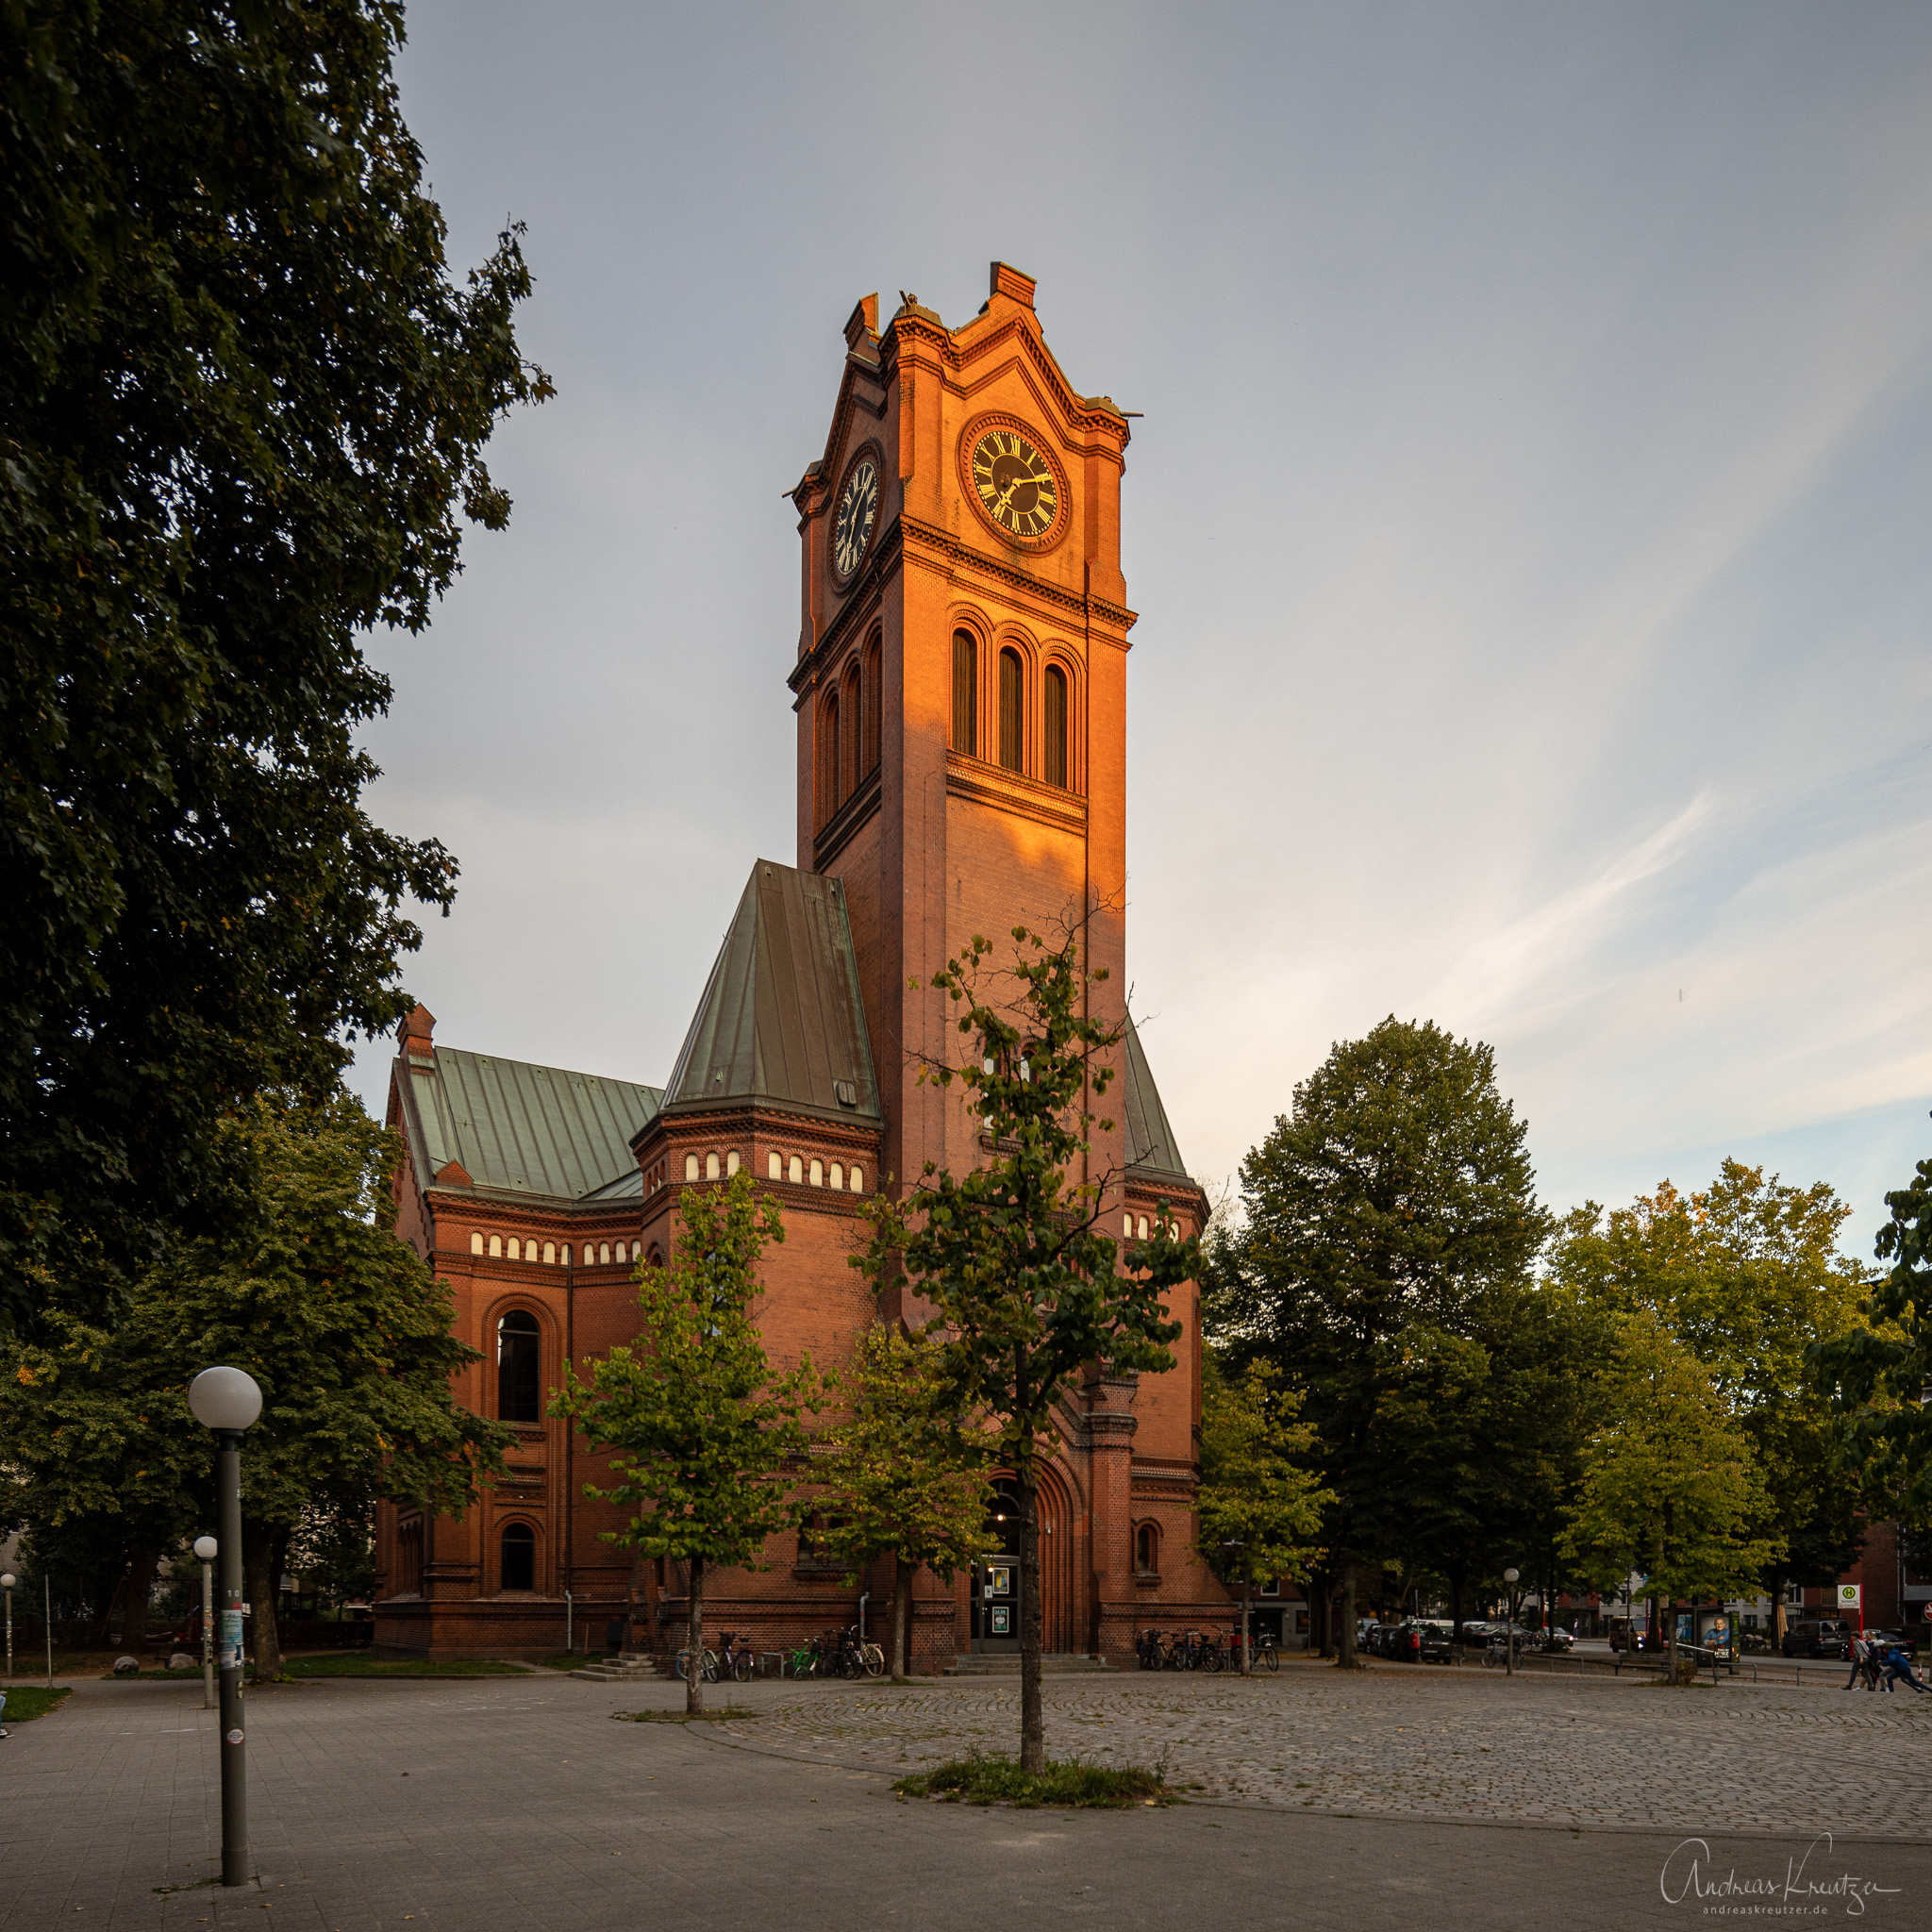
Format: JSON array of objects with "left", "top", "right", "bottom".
[
  {"left": 1457, "top": 1620, "right": 1497, "bottom": 1646},
  {"left": 1534, "top": 1626, "right": 1574, "bottom": 1652},
  {"left": 1781, "top": 1618, "right": 1853, "bottom": 1659},
  {"left": 1393, "top": 1620, "right": 1455, "bottom": 1663}
]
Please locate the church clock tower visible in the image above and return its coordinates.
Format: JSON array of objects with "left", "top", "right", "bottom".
[{"left": 788, "top": 263, "right": 1139, "bottom": 1213}]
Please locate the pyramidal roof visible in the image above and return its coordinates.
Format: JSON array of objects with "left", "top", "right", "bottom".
[
  {"left": 1122, "top": 1016, "right": 1190, "bottom": 1182},
  {"left": 403, "top": 1047, "right": 661, "bottom": 1202},
  {"left": 661, "top": 860, "right": 880, "bottom": 1123}
]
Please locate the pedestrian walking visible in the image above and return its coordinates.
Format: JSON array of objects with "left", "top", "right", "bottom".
[
  {"left": 1880, "top": 1645, "right": 1926, "bottom": 1695},
  {"left": 1863, "top": 1638, "right": 1885, "bottom": 1691},
  {"left": 1, "top": 1687, "right": 8, "bottom": 1739},
  {"left": 1843, "top": 1633, "right": 1869, "bottom": 1690}
]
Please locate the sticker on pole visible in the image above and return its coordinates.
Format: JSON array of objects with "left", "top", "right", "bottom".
[
  {"left": 225, "top": 1728, "right": 243, "bottom": 1745},
  {"left": 219, "top": 1609, "right": 244, "bottom": 1670},
  {"left": 1837, "top": 1584, "right": 1862, "bottom": 1608}
]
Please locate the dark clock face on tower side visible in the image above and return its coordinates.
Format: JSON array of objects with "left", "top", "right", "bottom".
[
  {"left": 971, "top": 429, "right": 1060, "bottom": 541},
  {"left": 832, "top": 457, "right": 878, "bottom": 578}
]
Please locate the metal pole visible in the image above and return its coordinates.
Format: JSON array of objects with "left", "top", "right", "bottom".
[
  {"left": 201, "top": 1558, "right": 215, "bottom": 1710},
  {"left": 44, "top": 1575, "right": 52, "bottom": 1683},
  {"left": 4, "top": 1581, "right": 12, "bottom": 1682},
  {"left": 216, "top": 1431, "right": 248, "bottom": 1887}
]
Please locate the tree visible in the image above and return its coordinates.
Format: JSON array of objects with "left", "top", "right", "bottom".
[
  {"left": 555, "top": 1172, "right": 820, "bottom": 1714},
  {"left": 1550, "top": 1162, "right": 1869, "bottom": 1641},
  {"left": 1195, "top": 1357, "right": 1332, "bottom": 1671},
  {"left": 0, "top": 1, "right": 551, "bottom": 1339},
  {"left": 0, "top": 1092, "right": 509, "bottom": 1672},
  {"left": 813, "top": 1324, "right": 996, "bottom": 1678},
  {"left": 862, "top": 925, "right": 1194, "bottom": 1773},
  {"left": 1208, "top": 1017, "right": 1551, "bottom": 1666},
  {"left": 1559, "top": 1312, "right": 1780, "bottom": 1683},
  {"left": 1810, "top": 1135, "right": 1932, "bottom": 1529}
]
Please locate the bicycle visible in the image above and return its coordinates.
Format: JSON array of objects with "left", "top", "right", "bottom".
[
  {"left": 1251, "top": 1630, "right": 1279, "bottom": 1673},
  {"left": 718, "top": 1631, "right": 754, "bottom": 1683},
  {"left": 1481, "top": 1636, "right": 1518, "bottom": 1670},
  {"left": 674, "top": 1645, "right": 719, "bottom": 1682}
]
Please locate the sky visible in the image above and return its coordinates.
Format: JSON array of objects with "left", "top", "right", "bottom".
[{"left": 349, "top": 0, "right": 1932, "bottom": 1259}]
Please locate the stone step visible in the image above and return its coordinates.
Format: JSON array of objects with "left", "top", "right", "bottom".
[
  {"left": 569, "top": 1655, "right": 667, "bottom": 1683},
  {"left": 943, "top": 1654, "right": 1116, "bottom": 1676}
]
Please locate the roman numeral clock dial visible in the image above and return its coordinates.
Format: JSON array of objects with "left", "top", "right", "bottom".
[
  {"left": 832, "top": 457, "right": 878, "bottom": 578},
  {"left": 971, "top": 429, "right": 1060, "bottom": 541}
]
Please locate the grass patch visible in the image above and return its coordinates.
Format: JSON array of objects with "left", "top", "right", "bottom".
[
  {"left": 893, "top": 1753, "right": 1173, "bottom": 1808},
  {"left": 278, "top": 1655, "right": 529, "bottom": 1679},
  {"left": 535, "top": 1654, "right": 602, "bottom": 1671},
  {"left": 611, "top": 1706, "right": 758, "bottom": 1724},
  {"left": 2, "top": 1686, "right": 73, "bottom": 1724}
]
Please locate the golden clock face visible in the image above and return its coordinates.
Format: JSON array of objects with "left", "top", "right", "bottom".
[
  {"left": 971, "top": 429, "right": 1059, "bottom": 541},
  {"left": 832, "top": 457, "right": 878, "bottom": 578}
]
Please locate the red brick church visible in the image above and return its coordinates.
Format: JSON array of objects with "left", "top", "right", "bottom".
[{"left": 375, "top": 265, "right": 1234, "bottom": 1667}]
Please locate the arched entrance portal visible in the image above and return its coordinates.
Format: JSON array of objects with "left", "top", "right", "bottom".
[{"left": 968, "top": 1473, "right": 1075, "bottom": 1656}]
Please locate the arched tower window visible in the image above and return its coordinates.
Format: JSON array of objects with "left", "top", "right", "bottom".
[
  {"left": 497, "top": 1310, "right": 541, "bottom": 1424},
  {"left": 952, "top": 630, "right": 977, "bottom": 756},
  {"left": 1043, "top": 664, "right": 1069, "bottom": 789},
  {"left": 863, "top": 641, "right": 882, "bottom": 774},
  {"left": 842, "top": 658, "right": 863, "bottom": 797},
  {"left": 998, "top": 648, "right": 1024, "bottom": 773},
  {"left": 500, "top": 1521, "right": 536, "bottom": 1592},
  {"left": 821, "top": 691, "right": 841, "bottom": 821},
  {"left": 1136, "top": 1524, "right": 1158, "bottom": 1574}
]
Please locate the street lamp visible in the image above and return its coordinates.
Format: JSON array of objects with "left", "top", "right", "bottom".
[
  {"left": 188, "top": 1366, "right": 261, "bottom": 1889},
  {"left": 2, "top": 1572, "right": 14, "bottom": 1685},
  {"left": 192, "top": 1538, "right": 218, "bottom": 1710},
  {"left": 1503, "top": 1568, "right": 1520, "bottom": 1679}
]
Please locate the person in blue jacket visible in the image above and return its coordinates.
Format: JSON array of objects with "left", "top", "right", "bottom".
[{"left": 1880, "top": 1643, "right": 1926, "bottom": 1695}]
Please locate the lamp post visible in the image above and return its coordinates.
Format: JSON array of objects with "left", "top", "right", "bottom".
[
  {"left": 2, "top": 1572, "right": 14, "bottom": 1684},
  {"left": 1503, "top": 1567, "right": 1520, "bottom": 1678},
  {"left": 193, "top": 1538, "right": 218, "bottom": 1709},
  {"left": 188, "top": 1366, "right": 262, "bottom": 1889}
]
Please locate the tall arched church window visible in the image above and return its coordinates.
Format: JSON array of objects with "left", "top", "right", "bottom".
[
  {"left": 822, "top": 691, "right": 841, "bottom": 820},
  {"left": 497, "top": 1310, "right": 541, "bottom": 1424},
  {"left": 998, "top": 648, "right": 1024, "bottom": 773},
  {"left": 500, "top": 1522, "right": 536, "bottom": 1592},
  {"left": 1043, "top": 664, "right": 1069, "bottom": 790},
  {"left": 843, "top": 660, "right": 863, "bottom": 797},
  {"left": 952, "top": 630, "right": 977, "bottom": 757},
  {"left": 863, "top": 644, "right": 882, "bottom": 774}
]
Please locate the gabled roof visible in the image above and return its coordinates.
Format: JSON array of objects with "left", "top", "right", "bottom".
[
  {"left": 661, "top": 860, "right": 879, "bottom": 1124},
  {"left": 401, "top": 1047, "right": 661, "bottom": 1203},
  {"left": 1122, "top": 1016, "right": 1190, "bottom": 1183}
]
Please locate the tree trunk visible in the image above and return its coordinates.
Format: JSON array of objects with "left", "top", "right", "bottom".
[
  {"left": 1018, "top": 1455, "right": 1044, "bottom": 1774},
  {"left": 244, "top": 1523, "right": 283, "bottom": 1680},
  {"left": 686, "top": 1555, "right": 706, "bottom": 1715},
  {"left": 123, "top": 1545, "right": 159, "bottom": 1651},
  {"left": 1337, "top": 1563, "right": 1358, "bottom": 1669},
  {"left": 1771, "top": 1571, "right": 1789, "bottom": 1649},
  {"left": 891, "top": 1554, "right": 912, "bottom": 1680},
  {"left": 92, "top": 1560, "right": 124, "bottom": 1646}
]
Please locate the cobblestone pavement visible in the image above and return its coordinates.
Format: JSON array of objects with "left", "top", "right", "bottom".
[
  {"left": 705, "top": 1660, "right": 1932, "bottom": 1836},
  {"left": 2, "top": 1669, "right": 1928, "bottom": 1932}
]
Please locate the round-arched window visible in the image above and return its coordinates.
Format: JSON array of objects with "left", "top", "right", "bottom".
[
  {"left": 497, "top": 1310, "right": 541, "bottom": 1423},
  {"left": 500, "top": 1522, "right": 536, "bottom": 1592}
]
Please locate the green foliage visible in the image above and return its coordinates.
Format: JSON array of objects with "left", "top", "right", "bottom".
[
  {"left": 1810, "top": 1139, "right": 1932, "bottom": 1525},
  {"left": 1551, "top": 1162, "right": 1869, "bottom": 1609},
  {"left": 0, "top": 1093, "right": 510, "bottom": 1667},
  {"left": 1195, "top": 1356, "right": 1332, "bottom": 1622},
  {"left": 813, "top": 1323, "right": 995, "bottom": 1675},
  {"left": 1208, "top": 1017, "right": 1550, "bottom": 1653},
  {"left": 555, "top": 1171, "right": 820, "bottom": 1709},
  {"left": 1559, "top": 1311, "right": 1780, "bottom": 1624},
  {"left": 557, "top": 1172, "right": 819, "bottom": 1570},
  {"left": 0, "top": 1, "right": 550, "bottom": 1338},
  {"left": 860, "top": 925, "right": 1195, "bottom": 1767},
  {"left": 893, "top": 1755, "right": 1172, "bottom": 1807}
]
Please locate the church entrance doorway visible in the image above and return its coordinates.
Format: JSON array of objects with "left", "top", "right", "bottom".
[{"left": 970, "top": 1478, "right": 1023, "bottom": 1654}]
